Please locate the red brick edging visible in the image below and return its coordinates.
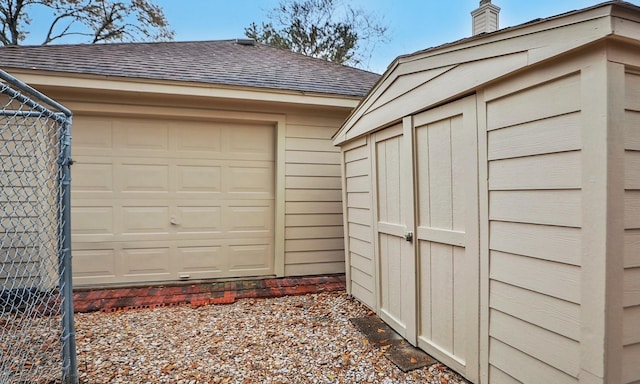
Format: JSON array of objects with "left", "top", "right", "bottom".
[{"left": 73, "top": 274, "right": 346, "bottom": 313}]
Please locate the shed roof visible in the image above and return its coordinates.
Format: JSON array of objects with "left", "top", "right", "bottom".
[
  {"left": 0, "top": 39, "right": 380, "bottom": 98},
  {"left": 333, "top": 1, "right": 640, "bottom": 145}
]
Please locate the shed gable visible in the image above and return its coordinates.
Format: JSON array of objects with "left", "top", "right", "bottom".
[{"left": 333, "top": 2, "right": 640, "bottom": 146}]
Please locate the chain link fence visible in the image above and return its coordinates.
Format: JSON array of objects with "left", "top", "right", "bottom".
[{"left": 0, "top": 68, "right": 77, "bottom": 383}]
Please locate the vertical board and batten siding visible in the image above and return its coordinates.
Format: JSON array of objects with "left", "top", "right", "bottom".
[
  {"left": 485, "top": 73, "right": 583, "bottom": 383},
  {"left": 372, "top": 122, "right": 417, "bottom": 340},
  {"left": 284, "top": 113, "right": 347, "bottom": 276},
  {"left": 411, "top": 96, "right": 479, "bottom": 380},
  {"left": 415, "top": 115, "right": 469, "bottom": 356},
  {"left": 624, "top": 70, "right": 640, "bottom": 384},
  {"left": 341, "top": 137, "right": 375, "bottom": 308}
]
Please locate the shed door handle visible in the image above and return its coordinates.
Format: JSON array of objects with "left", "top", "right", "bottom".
[{"left": 404, "top": 232, "right": 413, "bottom": 242}]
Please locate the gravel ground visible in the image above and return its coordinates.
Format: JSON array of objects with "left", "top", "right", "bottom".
[
  {"left": 75, "top": 291, "right": 470, "bottom": 384},
  {"left": 1, "top": 314, "right": 62, "bottom": 383}
]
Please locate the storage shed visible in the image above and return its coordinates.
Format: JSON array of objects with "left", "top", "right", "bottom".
[
  {"left": 0, "top": 40, "right": 379, "bottom": 287},
  {"left": 333, "top": 2, "right": 640, "bottom": 383}
]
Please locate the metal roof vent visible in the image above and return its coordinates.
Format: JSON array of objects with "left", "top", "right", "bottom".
[
  {"left": 471, "top": 0, "right": 501, "bottom": 35},
  {"left": 234, "top": 38, "right": 256, "bottom": 46}
]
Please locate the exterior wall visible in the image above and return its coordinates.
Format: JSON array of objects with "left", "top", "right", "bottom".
[
  {"left": 283, "top": 112, "right": 347, "bottom": 276},
  {"left": 1, "top": 114, "right": 58, "bottom": 291},
  {"left": 31, "top": 88, "right": 352, "bottom": 285},
  {"left": 340, "top": 137, "right": 375, "bottom": 308},
  {"left": 623, "top": 70, "right": 640, "bottom": 384},
  {"left": 484, "top": 72, "right": 583, "bottom": 383}
]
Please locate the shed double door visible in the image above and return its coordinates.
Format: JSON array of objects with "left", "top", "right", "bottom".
[{"left": 372, "top": 96, "right": 479, "bottom": 381}]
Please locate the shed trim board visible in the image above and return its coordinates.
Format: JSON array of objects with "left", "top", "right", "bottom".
[
  {"left": 475, "top": 91, "right": 491, "bottom": 384},
  {"left": 340, "top": 140, "right": 351, "bottom": 295},
  {"left": 621, "top": 44, "right": 640, "bottom": 384},
  {"left": 335, "top": 2, "right": 640, "bottom": 384},
  {"left": 579, "top": 53, "right": 625, "bottom": 383}
]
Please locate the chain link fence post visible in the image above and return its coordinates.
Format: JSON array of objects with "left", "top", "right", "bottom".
[
  {"left": 0, "top": 68, "right": 77, "bottom": 383},
  {"left": 59, "top": 118, "right": 78, "bottom": 384}
]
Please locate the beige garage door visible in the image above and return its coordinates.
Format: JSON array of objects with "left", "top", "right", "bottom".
[{"left": 70, "top": 115, "right": 275, "bottom": 286}]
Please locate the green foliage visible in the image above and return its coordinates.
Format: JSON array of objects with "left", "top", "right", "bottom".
[
  {"left": 0, "top": 0, "right": 174, "bottom": 46},
  {"left": 245, "top": 0, "right": 387, "bottom": 67}
]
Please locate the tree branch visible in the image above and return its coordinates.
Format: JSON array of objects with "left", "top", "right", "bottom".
[
  {"left": 0, "top": 0, "right": 174, "bottom": 46},
  {"left": 42, "top": 11, "right": 76, "bottom": 44}
]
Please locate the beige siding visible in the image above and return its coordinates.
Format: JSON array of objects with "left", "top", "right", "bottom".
[
  {"left": 488, "top": 365, "right": 520, "bottom": 384},
  {"left": 489, "top": 338, "right": 578, "bottom": 384},
  {"left": 1, "top": 118, "right": 58, "bottom": 291},
  {"left": 342, "top": 138, "right": 375, "bottom": 308},
  {"left": 283, "top": 113, "right": 346, "bottom": 276},
  {"left": 486, "top": 73, "right": 583, "bottom": 381},
  {"left": 624, "top": 71, "right": 640, "bottom": 384}
]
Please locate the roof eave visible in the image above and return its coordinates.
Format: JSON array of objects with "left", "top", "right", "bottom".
[{"left": 3, "top": 68, "right": 362, "bottom": 109}]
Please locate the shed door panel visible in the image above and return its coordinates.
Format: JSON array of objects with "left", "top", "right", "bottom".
[
  {"left": 413, "top": 96, "right": 479, "bottom": 380},
  {"left": 71, "top": 116, "right": 275, "bottom": 285},
  {"left": 373, "top": 124, "right": 416, "bottom": 341}
]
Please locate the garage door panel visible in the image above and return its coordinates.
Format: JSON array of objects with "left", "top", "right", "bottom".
[
  {"left": 176, "top": 165, "right": 221, "bottom": 193},
  {"left": 173, "top": 122, "right": 274, "bottom": 161},
  {"left": 119, "top": 163, "right": 170, "bottom": 193},
  {"left": 115, "top": 119, "right": 169, "bottom": 152},
  {"left": 226, "top": 205, "right": 273, "bottom": 232},
  {"left": 73, "top": 240, "right": 274, "bottom": 282},
  {"left": 73, "top": 162, "right": 113, "bottom": 192},
  {"left": 73, "top": 249, "right": 117, "bottom": 278},
  {"left": 72, "top": 116, "right": 276, "bottom": 285},
  {"left": 228, "top": 244, "right": 273, "bottom": 272},
  {"left": 122, "top": 247, "right": 171, "bottom": 277},
  {"left": 72, "top": 206, "right": 114, "bottom": 237},
  {"left": 175, "top": 206, "right": 222, "bottom": 233},
  {"left": 175, "top": 123, "right": 222, "bottom": 153},
  {"left": 121, "top": 206, "right": 170, "bottom": 234},
  {"left": 226, "top": 124, "right": 274, "bottom": 158},
  {"left": 72, "top": 117, "right": 113, "bottom": 154},
  {"left": 178, "top": 246, "right": 223, "bottom": 273},
  {"left": 226, "top": 165, "right": 274, "bottom": 195}
]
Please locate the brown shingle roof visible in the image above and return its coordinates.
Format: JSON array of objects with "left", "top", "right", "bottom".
[{"left": 0, "top": 39, "right": 380, "bottom": 97}]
